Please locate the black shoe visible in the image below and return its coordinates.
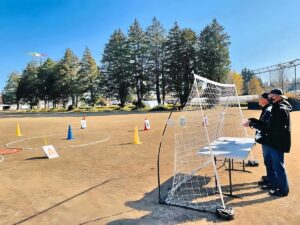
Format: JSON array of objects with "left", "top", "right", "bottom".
[
  {"left": 258, "top": 180, "right": 269, "bottom": 186},
  {"left": 269, "top": 189, "right": 288, "bottom": 197},
  {"left": 261, "top": 176, "right": 267, "bottom": 182},
  {"left": 261, "top": 184, "right": 272, "bottom": 190},
  {"left": 247, "top": 160, "right": 259, "bottom": 167}
]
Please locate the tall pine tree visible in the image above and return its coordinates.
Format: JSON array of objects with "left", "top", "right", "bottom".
[
  {"left": 195, "top": 19, "right": 231, "bottom": 82},
  {"left": 241, "top": 68, "right": 255, "bottom": 94},
  {"left": 128, "top": 19, "right": 150, "bottom": 107},
  {"left": 102, "top": 30, "right": 131, "bottom": 107},
  {"left": 2, "top": 72, "right": 21, "bottom": 105},
  {"left": 164, "top": 23, "right": 196, "bottom": 105},
  {"left": 37, "top": 58, "right": 57, "bottom": 108},
  {"left": 56, "top": 48, "right": 80, "bottom": 107},
  {"left": 146, "top": 17, "right": 166, "bottom": 104},
  {"left": 78, "top": 47, "right": 100, "bottom": 106},
  {"left": 16, "top": 62, "right": 39, "bottom": 109},
  {"left": 164, "top": 22, "right": 183, "bottom": 102},
  {"left": 180, "top": 28, "right": 197, "bottom": 105}
]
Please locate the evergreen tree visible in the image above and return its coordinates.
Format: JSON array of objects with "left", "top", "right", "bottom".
[
  {"left": 2, "top": 72, "right": 21, "bottom": 105},
  {"left": 164, "top": 22, "right": 182, "bottom": 101},
  {"left": 195, "top": 19, "right": 231, "bottom": 82},
  {"left": 128, "top": 19, "right": 150, "bottom": 107},
  {"left": 102, "top": 29, "right": 131, "bottom": 107},
  {"left": 180, "top": 28, "right": 197, "bottom": 105},
  {"left": 146, "top": 17, "right": 166, "bottom": 104},
  {"left": 16, "top": 62, "right": 39, "bottom": 109},
  {"left": 37, "top": 58, "right": 57, "bottom": 108},
  {"left": 56, "top": 48, "right": 80, "bottom": 107},
  {"left": 241, "top": 68, "right": 255, "bottom": 94},
  {"left": 164, "top": 23, "right": 196, "bottom": 105},
  {"left": 78, "top": 47, "right": 100, "bottom": 106}
]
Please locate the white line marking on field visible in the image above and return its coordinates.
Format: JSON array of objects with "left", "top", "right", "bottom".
[{"left": 5, "top": 133, "right": 110, "bottom": 150}]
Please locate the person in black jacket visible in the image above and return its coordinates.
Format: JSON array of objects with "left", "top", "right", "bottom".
[
  {"left": 247, "top": 89, "right": 292, "bottom": 197},
  {"left": 244, "top": 92, "right": 273, "bottom": 188}
]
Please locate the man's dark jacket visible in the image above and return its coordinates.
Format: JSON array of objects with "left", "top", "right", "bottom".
[
  {"left": 249, "top": 100, "right": 292, "bottom": 153},
  {"left": 253, "top": 104, "right": 272, "bottom": 144}
]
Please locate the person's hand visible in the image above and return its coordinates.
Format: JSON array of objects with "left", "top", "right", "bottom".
[
  {"left": 247, "top": 118, "right": 259, "bottom": 128},
  {"left": 248, "top": 118, "right": 259, "bottom": 123},
  {"left": 243, "top": 119, "right": 250, "bottom": 127}
]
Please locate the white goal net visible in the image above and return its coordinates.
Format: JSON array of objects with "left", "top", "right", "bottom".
[{"left": 159, "top": 73, "right": 249, "bottom": 212}]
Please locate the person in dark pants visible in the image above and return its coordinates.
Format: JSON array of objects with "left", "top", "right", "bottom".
[
  {"left": 244, "top": 92, "right": 273, "bottom": 188},
  {"left": 247, "top": 89, "right": 292, "bottom": 197}
]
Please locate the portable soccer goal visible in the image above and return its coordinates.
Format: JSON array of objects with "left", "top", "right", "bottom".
[{"left": 157, "top": 72, "right": 251, "bottom": 218}]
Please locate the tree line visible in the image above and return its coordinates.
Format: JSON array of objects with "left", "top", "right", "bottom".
[{"left": 3, "top": 18, "right": 262, "bottom": 109}]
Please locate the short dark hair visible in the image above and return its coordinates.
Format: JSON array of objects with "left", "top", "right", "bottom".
[
  {"left": 269, "top": 88, "right": 283, "bottom": 95},
  {"left": 269, "top": 88, "right": 288, "bottom": 99},
  {"left": 261, "top": 92, "right": 269, "bottom": 99}
]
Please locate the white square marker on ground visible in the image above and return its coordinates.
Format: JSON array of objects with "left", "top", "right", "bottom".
[{"left": 42, "top": 145, "right": 59, "bottom": 159}]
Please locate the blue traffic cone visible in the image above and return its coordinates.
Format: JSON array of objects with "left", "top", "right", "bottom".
[{"left": 67, "top": 125, "right": 74, "bottom": 140}]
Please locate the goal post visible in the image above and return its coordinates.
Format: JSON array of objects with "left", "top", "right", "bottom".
[{"left": 157, "top": 72, "right": 249, "bottom": 217}]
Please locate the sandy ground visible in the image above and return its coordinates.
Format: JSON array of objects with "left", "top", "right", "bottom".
[{"left": 0, "top": 110, "right": 299, "bottom": 225}]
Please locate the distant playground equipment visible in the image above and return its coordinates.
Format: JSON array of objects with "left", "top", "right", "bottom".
[
  {"left": 16, "top": 124, "right": 22, "bottom": 137},
  {"left": 133, "top": 126, "right": 142, "bottom": 144},
  {"left": 144, "top": 118, "right": 151, "bottom": 131}
]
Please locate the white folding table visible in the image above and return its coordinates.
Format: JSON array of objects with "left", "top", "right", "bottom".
[{"left": 198, "top": 137, "right": 256, "bottom": 197}]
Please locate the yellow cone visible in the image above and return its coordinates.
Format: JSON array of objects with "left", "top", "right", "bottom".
[
  {"left": 133, "top": 126, "right": 142, "bottom": 144},
  {"left": 16, "top": 124, "right": 22, "bottom": 137}
]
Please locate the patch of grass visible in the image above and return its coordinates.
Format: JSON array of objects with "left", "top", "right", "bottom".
[{"left": 150, "top": 104, "right": 178, "bottom": 111}]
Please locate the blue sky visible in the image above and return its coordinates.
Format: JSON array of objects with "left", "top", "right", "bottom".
[{"left": 1, "top": 0, "right": 300, "bottom": 90}]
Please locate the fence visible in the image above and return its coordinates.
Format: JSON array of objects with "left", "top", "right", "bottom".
[{"left": 252, "top": 59, "right": 300, "bottom": 94}]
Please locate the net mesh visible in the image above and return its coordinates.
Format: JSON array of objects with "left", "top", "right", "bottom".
[{"left": 163, "top": 74, "right": 247, "bottom": 211}]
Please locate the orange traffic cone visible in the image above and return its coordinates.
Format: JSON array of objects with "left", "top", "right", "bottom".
[
  {"left": 133, "top": 126, "right": 142, "bottom": 144},
  {"left": 144, "top": 118, "right": 151, "bottom": 131}
]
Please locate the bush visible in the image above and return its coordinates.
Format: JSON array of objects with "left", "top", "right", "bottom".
[
  {"left": 2, "top": 106, "right": 10, "bottom": 111},
  {"left": 240, "top": 102, "right": 248, "bottom": 107},
  {"left": 137, "top": 106, "right": 150, "bottom": 112},
  {"left": 48, "top": 108, "right": 67, "bottom": 112},
  {"left": 150, "top": 104, "right": 177, "bottom": 111},
  {"left": 285, "top": 93, "right": 300, "bottom": 110},
  {"left": 285, "top": 92, "right": 299, "bottom": 99},
  {"left": 150, "top": 105, "right": 169, "bottom": 111},
  {"left": 87, "top": 107, "right": 98, "bottom": 112},
  {"left": 72, "top": 108, "right": 87, "bottom": 112},
  {"left": 132, "top": 101, "right": 146, "bottom": 109},
  {"left": 39, "top": 108, "right": 49, "bottom": 112},
  {"left": 121, "top": 105, "right": 134, "bottom": 112},
  {"left": 95, "top": 105, "right": 120, "bottom": 112},
  {"left": 67, "top": 105, "right": 74, "bottom": 111}
]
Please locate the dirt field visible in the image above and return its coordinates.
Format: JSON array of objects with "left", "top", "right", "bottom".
[{"left": 0, "top": 110, "right": 299, "bottom": 225}]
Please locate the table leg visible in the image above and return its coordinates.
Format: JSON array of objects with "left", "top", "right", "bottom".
[
  {"left": 214, "top": 157, "right": 218, "bottom": 191},
  {"left": 229, "top": 159, "right": 232, "bottom": 195}
]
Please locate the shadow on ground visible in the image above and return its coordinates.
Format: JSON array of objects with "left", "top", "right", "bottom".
[
  {"left": 81, "top": 176, "right": 278, "bottom": 225},
  {"left": 26, "top": 156, "right": 49, "bottom": 160}
]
